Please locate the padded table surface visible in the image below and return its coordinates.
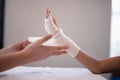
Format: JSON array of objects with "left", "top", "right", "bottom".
[{"left": 0, "top": 66, "right": 107, "bottom": 80}]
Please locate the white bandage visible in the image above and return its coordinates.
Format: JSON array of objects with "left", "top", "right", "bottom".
[{"left": 44, "top": 16, "right": 80, "bottom": 57}]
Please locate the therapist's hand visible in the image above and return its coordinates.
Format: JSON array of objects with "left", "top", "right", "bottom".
[
  {"left": 23, "top": 34, "right": 68, "bottom": 62},
  {"left": 0, "top": 34, "right": 68, "bottom": 72}
]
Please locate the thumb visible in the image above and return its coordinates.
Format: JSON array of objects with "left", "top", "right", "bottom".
[
  {"left": 52, "top": 16, "right": 58, "bottom": 27},
  {"left": 24, "top": 35, "right": 52, "bottom": 50},
  {"left": 35, "top": 34, "right": 52, "bottom": 45}
]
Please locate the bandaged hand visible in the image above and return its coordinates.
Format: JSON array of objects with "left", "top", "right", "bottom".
[{"left": 44, "top": 8, "right": 80, "bottom": 57}]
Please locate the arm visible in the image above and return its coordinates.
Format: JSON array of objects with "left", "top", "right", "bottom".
[
  {"left": 0, "top": 40, "right": 30, "bottom": 72},
  {"left": 0, "top": 35, "right": 68, "bottom": 72},
  {"left": 75, "top": 50, "right": 120, "bottom": 74},
  {"left": 0, "top": 50, "right": 29, "bottom": 72},
  {"left": 45, "top": 8, "right": 120, "bottom": 74}
]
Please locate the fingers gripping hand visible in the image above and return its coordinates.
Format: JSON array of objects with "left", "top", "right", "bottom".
[{"left": 24, "top": 35, "right": 68, "bottom": 61}]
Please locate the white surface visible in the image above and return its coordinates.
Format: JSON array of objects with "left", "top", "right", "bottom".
[{"left": 0, "top": 66, "right": 107, "bottom": 80}]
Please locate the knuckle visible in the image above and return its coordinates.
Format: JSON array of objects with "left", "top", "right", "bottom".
[{"left": 43, "top": 37, "right": 49, "bottom": 41}]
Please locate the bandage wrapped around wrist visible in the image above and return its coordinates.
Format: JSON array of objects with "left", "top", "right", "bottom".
[{"left": 44, "top": 16, "right": 80, "bottom": 57}]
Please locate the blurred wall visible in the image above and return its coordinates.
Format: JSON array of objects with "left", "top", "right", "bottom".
[{"left": 4, "top": 0, "right": 111, "bottom": 68}]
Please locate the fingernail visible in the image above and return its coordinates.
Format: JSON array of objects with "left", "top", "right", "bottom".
[{"left": 48, "top": 34, "right": 52, "bottom": 38}]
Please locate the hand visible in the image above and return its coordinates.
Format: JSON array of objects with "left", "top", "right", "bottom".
[
  {"left": 0, "top": 40, "right": 30, "bottom": 55},
  {"left": 44, "top": 8, "right": 80, "bottom": 58},
  {"left": 0, "top": 34, "right": 68, "bottom": 72},
  {"left": 44, "top": 8, "right": 60, "bottom": 37},
  {"left": 23, "top": 34, "right": 68, "bottom": 62}
]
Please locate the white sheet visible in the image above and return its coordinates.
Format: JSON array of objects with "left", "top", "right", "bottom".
[{"left": 0, "top": 66, "right": 107, "bottom": 80}]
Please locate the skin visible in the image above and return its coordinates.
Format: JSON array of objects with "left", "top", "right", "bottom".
[
  {"left": 75, "top": 50, "right": 120, "bottom": 75},
  {"left": 46, "top": 8, "right": 120, "bottom": 76},
  {"left": 0, "top": 34, "right": 68, "bottom": 72}
]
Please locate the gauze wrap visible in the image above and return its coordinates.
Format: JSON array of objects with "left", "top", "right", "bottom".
[{"left": 44, "top": 16, "right": 80, "bottom": 57}]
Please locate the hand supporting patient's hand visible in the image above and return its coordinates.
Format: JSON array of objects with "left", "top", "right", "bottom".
[
  {"left": 44, "top": 8, "right": 80, "bottom": 57},
  {"left": 23, "top": 34, "right": 68, "bottom": 62},
  {"left": 0, "top": 34, "right": 68, "bottom": 72}
]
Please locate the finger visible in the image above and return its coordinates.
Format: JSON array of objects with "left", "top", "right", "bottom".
[
  {"left": 52, "top": 16, "right": 59, "bottom": 28},
  {"left": 52, "top": 50, "right": 67, "bottom": 55},
  {"left": 48, "top": 46, "right": 69, "bottom": 50},
  {"left": 16, "top": 40, "right": 30, "bottom": 47},
  {"left": 45, "top": 8, "right": 50, "bottom": 19},
  {"left": 45, "top": 8, "right": 48, "bottom": 18},
  {"left": 22, "top": 40, "right": 31, "bottom": 48},
  {"left": 47, "top": 8, "right": 50, "bottom": 16},
  {"left": 35, "top": 34, "right": 52, "bottom": 45},
  {"left": 26, "top": 35, "right": 52, "bottom": 49},
  {"left": 12, "top": 40, "right": 31, "bottom": 50}
]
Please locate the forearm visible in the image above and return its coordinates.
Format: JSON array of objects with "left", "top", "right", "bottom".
[
  {"left": 75, "top": 50, "right": 120, "bottom": 74},
  {"left": 0, "top": 49, "right": 6, "bottom": 55},
  {"left": 75, "top": 50, "right": 101, "bottom": 74},
  {"left": 0, "top": 51, "right": 29, "bottom": 72},
  {"left": 99, "top": 56, "right": 120, "bottom": 73}
]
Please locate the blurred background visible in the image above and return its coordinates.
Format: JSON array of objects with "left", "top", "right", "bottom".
[{"left": 1, "top": 0, "right": 113, "bottom": 79}]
